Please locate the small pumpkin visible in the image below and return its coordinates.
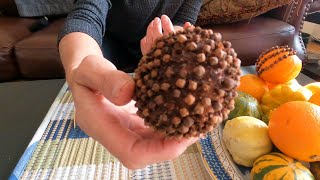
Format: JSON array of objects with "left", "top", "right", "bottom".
[
  {"left": 256, "top": 45, "right": 302, "bottom": 84},
  {"left": 260, "top": 83, "right": 312, "bottom": 115},
  {"left": 309, "top": 91, "right": 320, "bottom": 106},
  {"left": 251, "top": 152, "right": 315, "bottom": 180},
  {"left": 228, "top": 91, "right": 262, "bottom": 120},
  {"left": 305, "top": 82, "right": 320, "bottom": 94},
  {"left": 266, "top": 78, "right": 300, "bottom": 90}
]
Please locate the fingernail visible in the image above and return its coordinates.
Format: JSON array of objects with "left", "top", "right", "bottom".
[
  {"left": 154, "top": 17, "right": 160, "bottom": 23},
  {"left": 161, "top": 15, "right": 169, "bottom": 22},
  {"left": 112, "top": 76, "right": 132, "bottom": 99},
  {"left": 164, "top": 15, "right": 169, "bottom": 22}
]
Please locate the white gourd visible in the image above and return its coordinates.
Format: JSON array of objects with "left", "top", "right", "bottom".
[{"left": 222, "top": 116, "right": 273, "bottom": 167}]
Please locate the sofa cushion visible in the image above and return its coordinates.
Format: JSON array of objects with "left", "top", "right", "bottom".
[
  {"left": 13, "top": 0, "right": 73, "bottom": 17},
  {"left": 202, "top": 16, "right": 296, "bottom": 65},
  {"left": 15, "top": 18, "right": 65, "bottom": 79},
  {"left": 0, "top": 17, "right": 36, "bottom": 81},
  {"left": 0, "top": 0, "right": 18, "bottom": 16},
  {"left": 196, "top": 0, "right": 292, "bottom": 26}
]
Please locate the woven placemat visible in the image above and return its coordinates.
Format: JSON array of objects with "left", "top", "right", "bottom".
[{"left": 10, "top": 83, "right": 211, "bottom": 180}]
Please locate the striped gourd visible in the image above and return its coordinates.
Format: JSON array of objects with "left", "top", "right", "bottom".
[
  {"left": 255, "top": 45, "right": 302, "bottom": 84},
  {"left": 228, "top": 91, "right": 262, "bottom": 120},
  {"left": 251, "top": 152, "right": 315, "bottom": 180}
]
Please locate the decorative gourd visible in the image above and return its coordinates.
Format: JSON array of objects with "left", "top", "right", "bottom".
[
  {"left": 305, "top": 82, "right": 320, "bottom": 94},
  {"left": 260, "top": 83, "right": 312, "bottom": 115},
  {"left": 261, "top": 113, "right": 269, "bottom": 124},
  {"left": 228, "top": 91, "right": 262, "bottom": 120},
  {"left": 310, "top": 162, "right": 320, "bottom": 180},
  {"left": 266, "top": 78, "right": 300, "bottom": 90},
  {"left": 309, "top": 91, "right": 320, "bottom": 106},
  {"left": 251, "top": 152, "right": 315, "bottom": 180},
  {"left": 288, "top": 86, "right": 313, "bottom": 101},
  {"left": 222, "top": 116, "right": 273, "bottom": 167},
  {"left": 256, "top": 45, "right": 302, "bottom": 84}
]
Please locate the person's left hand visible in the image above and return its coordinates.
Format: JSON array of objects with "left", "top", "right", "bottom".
[
  {"left": 140, "top": 15, "right": 192, "bottom": 56},
  {"left": 70, "top": 55, "right": 198, "bottom": 170}
]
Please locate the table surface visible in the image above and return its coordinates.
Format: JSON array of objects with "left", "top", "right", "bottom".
[
  {"left": 0, "top": 79, "right": 65, "bottom": 179},
  {"left": 0, "top": 67, "right": 317, "bottom": 179}
]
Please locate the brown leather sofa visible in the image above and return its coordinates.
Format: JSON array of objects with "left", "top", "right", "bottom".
[{"left": 0, "top": 0, "right": 319, "bottom": 82}]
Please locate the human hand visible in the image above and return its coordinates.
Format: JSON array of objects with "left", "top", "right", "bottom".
[
  {"left": 68, "top": 55, "right": 198, "bottom": 169},
  {"left": 140, "top": 15, "right": 192, "bottom": 56}
]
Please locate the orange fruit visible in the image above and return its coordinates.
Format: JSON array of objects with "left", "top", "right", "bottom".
[
  {"left": 309, "top": 91, "right": 320, "bottom": 106},
  {"left": 237, "top": 74, "right": 268, "bottom": 102},
  {"left": 269, "top": 101, "right": 320, "bottom": 162},
  {"left": 305, "top": 82, "right": 320, "bottom": 94}
]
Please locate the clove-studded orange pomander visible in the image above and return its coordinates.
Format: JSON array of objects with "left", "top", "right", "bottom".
[{"left": 256, "top": 46, "right": 302, "bottom": 84}]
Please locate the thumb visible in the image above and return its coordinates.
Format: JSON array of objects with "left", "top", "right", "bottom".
[
  {"left": 183, "top": 22, "right": 192, "bottom": 29},
  {"left": 73, "top": 55, "right": 135, "bottom": 105}
]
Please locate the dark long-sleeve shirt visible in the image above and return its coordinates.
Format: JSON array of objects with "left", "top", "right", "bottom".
[{"left": 58, "top": 0, "right": 202, "bottom": 70}]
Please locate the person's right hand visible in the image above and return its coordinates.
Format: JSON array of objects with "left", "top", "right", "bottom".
[{"left": 140, "top": 15, "right": 192, "bottom": 56}]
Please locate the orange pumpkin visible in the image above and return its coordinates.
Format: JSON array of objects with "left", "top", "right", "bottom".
[{"left": 256, "top": 46, "right": 302, "bottom": 84}]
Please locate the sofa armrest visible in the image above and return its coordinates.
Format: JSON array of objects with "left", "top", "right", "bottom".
[
  {"left": 266, "top": 0, "right": 314, "bottom": 32},
  {"left": 264, "top": 0, "right": 316, "bottom": 61},
  {"left": 309, "top": 0, "right": 320, "bottom": 14}
]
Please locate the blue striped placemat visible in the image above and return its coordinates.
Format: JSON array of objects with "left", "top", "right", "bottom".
[{"left": 9, "top": 83, "right": 211, "bottom": 180}]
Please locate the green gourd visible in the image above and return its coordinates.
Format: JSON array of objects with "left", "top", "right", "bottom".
[
  {"left": 251, "top": 152, "right": 315, "bottom": 180},
  {"left": 228, "top": 91, "right": 262, "bottom": 120}
]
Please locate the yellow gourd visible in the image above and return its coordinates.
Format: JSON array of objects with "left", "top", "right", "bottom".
[
  {"left": 222, "top": 116, "right": 273, "bottom": 167},
  {"left": 261, "top": 83, "right": 312, "bottom": 115}
]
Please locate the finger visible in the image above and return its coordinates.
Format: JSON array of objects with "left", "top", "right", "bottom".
[
  {"left": 161, "top": 15, "right": 174, "bottom": 35},
  {"left": 152, "top": 17, "right": 163, "bottom": 41},
  {"left": 73, "top": 55, "right": 135, "bottom": 105},
  {"left": 125, "top": 136, "right": 199, "bottom": 169},
  {"left": 183, "top": 22, "right": 192, "bottom": 29},
  {"left": 140, "top": 36, "right": 147, "bottom": 55},
  {"left": 132, "top": 127, "right": 155, "bottom": 138},
  {"left": 120, "top": 100, "right": 138, "bottom": 114},
  {"left": 145, "top": 20, "right": 154, "bottom": 52}
]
